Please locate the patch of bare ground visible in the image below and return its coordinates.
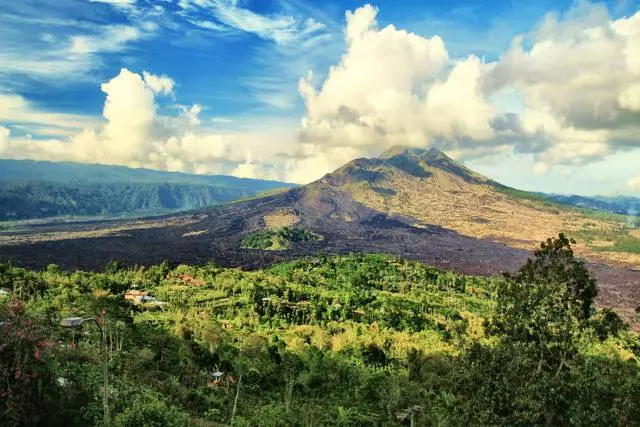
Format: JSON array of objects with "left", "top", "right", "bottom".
[{"left": 263, "top": 209, "right": 300, "bottom": 229}]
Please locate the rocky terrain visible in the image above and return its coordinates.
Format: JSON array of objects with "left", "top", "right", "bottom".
[{"left": 1, "top": 147, "right": 638, "bottom": 322}]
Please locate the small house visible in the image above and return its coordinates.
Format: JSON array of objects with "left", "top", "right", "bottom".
[{"left": 124, "top": 290, "right": 150, "bottom": 304}]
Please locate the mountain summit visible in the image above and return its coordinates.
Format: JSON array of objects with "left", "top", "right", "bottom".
[
  {"left": 307, "top": 145, "right": 635, "bottom": 271},
  {"left": 321, "top": 146, "right": 491, "bottom": 189},
  {"left": 2, "top": 147, "right": 638, "bottom": 323}
]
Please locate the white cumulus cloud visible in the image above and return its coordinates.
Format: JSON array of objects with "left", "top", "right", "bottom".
[
  {"left": 0, "top": 68, "right": 243, "bottom": 174},
  {"left": 299, "top": 5, "right": 451, "bottom": 152},
  {"left": 286, "top": 2, "right": 640, "bottom": 183}
]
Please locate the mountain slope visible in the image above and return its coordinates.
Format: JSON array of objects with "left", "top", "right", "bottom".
[
  {"left": 317, "top": 147, "right": 639, "bottom": 264},
  {"left": 1, "top": 147, "right": 638, "bottom": 322},
  {"left": 0, "top": 159, "right": 296, "bottom": 220}
]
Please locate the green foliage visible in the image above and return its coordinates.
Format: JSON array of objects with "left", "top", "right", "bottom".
[
  {"left": 591, "top": 308, "right": 628, "bottom": 341},
  {"left": 0, "top": 243, "right": 639, "bottom": 426},
  {"left": 493, "top": 184, "right": 557, "bottom": 205},
  {"left": 0, "top": 299, "right": 58, "bottom": 426},
  {"left": 571, "top": 227, "right": 640, "bottom": 254},
  {"left": 241, "top": 227, "right": 322, "bottom": 250},
  {"left": 487, "top": 234, "right": 599, "bottom": 378},
  {"left": 504, "top": 233, "right": 597, "bottom": 320},
  {"left": 112, "top": 389, "right": 190, "bottom": 427}
]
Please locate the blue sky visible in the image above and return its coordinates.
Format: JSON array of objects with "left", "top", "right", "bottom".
[{"left": 0, "top": 0, "right": 639, "bottom": 195}]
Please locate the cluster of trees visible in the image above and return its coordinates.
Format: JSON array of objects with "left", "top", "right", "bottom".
[
  {"left": 241, "top": 227, "right": 322, "bottom": 250},
  {"left": 1, "top": 235, "right": 640, "bottom": 426}
]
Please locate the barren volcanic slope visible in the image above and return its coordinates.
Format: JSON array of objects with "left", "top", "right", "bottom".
[{"left": 1, "top": 147, "right": 639, "bottom": 320}]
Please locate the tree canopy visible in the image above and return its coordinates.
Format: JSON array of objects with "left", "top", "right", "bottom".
[{"left": 0, "top": 236, "right": 639, "bottom": 426}]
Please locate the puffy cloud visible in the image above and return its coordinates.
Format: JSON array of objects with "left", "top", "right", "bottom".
[
  {"left": 487, "top": 6, "right": 640, "bottom": 130},
  {"left": 289, "top": 3, "right": 640, "bottom": 183},
  {"left": 0, "top": 68, "right": 241, "bottom": 175},
  {"left": 294, "top": 4, "right": 497, "bottom": 181},
  {"left": 299, "top": 5, "right": 450, "bottom": 153},
  {"left": 424, "top": 56, "right": 495, "bottom": 141},
  {"left": 629, "top": 177, "right": 640, "bottom": 192},
  {"left": 142, "top": 71, "right": 175, "bottom": 96}
]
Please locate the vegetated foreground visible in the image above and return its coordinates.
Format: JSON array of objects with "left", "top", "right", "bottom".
[{"left": 1, "top": 236, "right": 640, "bottom": 426}]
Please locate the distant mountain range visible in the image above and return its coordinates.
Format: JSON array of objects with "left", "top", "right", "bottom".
[
  {"left": 0, "top": 159, "right": 296, "bottom": 221},
  {"left": 2, "top": 147, "right": 638, "bottom": 323},
  {"left": 543, "top": 194, "right": 640, "bottom": 217}
]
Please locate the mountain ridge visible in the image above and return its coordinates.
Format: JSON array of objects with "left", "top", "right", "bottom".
[
  {"left": 0, "top": 158, "right": 294, "bottom": 188},
  {"left": 0, "top": 158, "right": 296, "bottom": 221},
  {"left": 1, "top": 147, "right": 639, "bottom": 323}
]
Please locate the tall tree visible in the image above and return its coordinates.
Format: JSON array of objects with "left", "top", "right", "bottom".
[{"left": 506, "top": 233, "right": 597, "bottom": 320}]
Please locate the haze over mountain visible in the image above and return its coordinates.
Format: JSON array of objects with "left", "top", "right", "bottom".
[
  {"left": 0, "top": 159, "right": 295, "bottom": 220},
  {"left": 544, "top": 194, "right": 640, "bottom": 217},
  {"left": 1, "top": 147, "right": 638, "bottom": 320}
]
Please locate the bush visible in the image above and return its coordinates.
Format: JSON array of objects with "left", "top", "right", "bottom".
[{"left": 112, "top": 390, "right": 190, "bottom": 427}]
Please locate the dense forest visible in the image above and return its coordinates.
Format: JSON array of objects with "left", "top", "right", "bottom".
[
  {"left": 0, "top": 159, "right": 295, "bottom": 221},
  {"left": 1, "top": 235, "right": 639, "bottom": 426}
]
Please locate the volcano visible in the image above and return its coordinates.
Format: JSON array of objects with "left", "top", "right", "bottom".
[{"left": 1, "top": 147, "right": 639, "bottom": 321}]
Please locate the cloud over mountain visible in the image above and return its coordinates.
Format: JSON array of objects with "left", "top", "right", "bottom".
[
  {"left": 0, "top": 1, "right": 639, "bottom": 190},
  {"left": 292, "top": 2, "right": 640, "bottom": 182}
]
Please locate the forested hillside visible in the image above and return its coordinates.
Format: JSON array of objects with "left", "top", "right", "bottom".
[
  {"left": 0, "top": 159, "right": 295, "bottom": 221},
  {"left": 0, "top": 181, "right": 255, "bottom": 220},
  {"left": 1, "top": 235, "right": 639, "bottom": 426}
]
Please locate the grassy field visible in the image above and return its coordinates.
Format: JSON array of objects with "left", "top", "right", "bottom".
[{"left": 571, "top": 226, "right": 640, "bottom": 254}]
